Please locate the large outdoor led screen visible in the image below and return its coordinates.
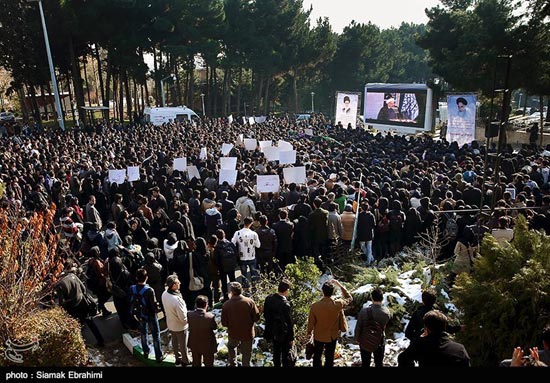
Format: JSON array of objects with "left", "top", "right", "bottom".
[{"left": 364, "top": 83, "right": 433, "bottom": 133}]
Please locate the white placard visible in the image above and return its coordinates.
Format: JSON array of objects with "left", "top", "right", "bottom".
[
  {"left": 263, "top": 146, "right": 280, "bottom": 162},
  {"left": 108, "top": 169, "right": 126, "bottom": 185},
  {"left": 249, "top": 117, "right": 255, "bottom": 125},
  {"left": 242, "top": 117, "right": 247, "bottom": 124},
  {"left": 255, "top": 116, "right": 267, "bottom": 123},
  {"left": 220, "top": 157, "right": 237, "bottom": 170},
  {"left": 199, "top": 147, "right": 208, "bottom": 160},
  {"left": 237, "top": 134, "right": 244, "bottom": 146},
  {"left": 259, "top": 140, "right": 273, "bottom": 151},
  {"left": 542, "top": 150, "right": 550, "bottom": 157},
  {"left": 187, "top": 166, "right": 201, "bottom": 180},
  {"left": 219, "top": 169, "right": 238, "bottom": 185},
  {"left": 279, "top": 150, "right": 297, "bottom": 165},
  {"left": 228, "top": 115, "right": 233, "bottom": 124},
  {"left": 173, "top": 157, "right": 187, "bottom": 172},
  {"left": 127, "top": 166, "right": 140, "bottom": 182},
  {"left": 283, "top": 166, "right": 307, "bottom": 185},
  {"left": 305, "top": 128, "right": 313, "bottom": 136},
  {"left": 278, "top": 140, "right": 293, "bottom": 151},
  {"left": 505, "top": 187, "right": 516, "bottom": 200},
  {"left": 221, "top": 143, "right": 234, "bottom": 156},
  {"left": 257, "top": 175, "right": 280, "bottom": 193},
  {"left": 244, "top": 138, "right": 257, "bottom": 151}
]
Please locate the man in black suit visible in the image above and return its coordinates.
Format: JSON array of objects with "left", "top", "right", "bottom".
[
  {"left": 272, "top": 210, "right": 294, "bottom": 271},
  {"left": 263, "top": 280, "right": 295, "bottom": 367},
  {"left": 398, "top": 310, "right": 470, "bottom": 367}
]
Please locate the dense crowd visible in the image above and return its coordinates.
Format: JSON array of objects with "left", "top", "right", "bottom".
[{"left": 1, "top": 114, "right": 550, "bottom": 366}]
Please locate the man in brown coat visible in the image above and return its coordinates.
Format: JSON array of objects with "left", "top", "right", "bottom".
[
  {"left": 221, "top": 281, "right": 260, "bottom": 366},
  {"left": 188, "top": 295, "right": 218, "bottom": 367},
  {"left": 307, "top": 279, "right": 352, "bottom": 367}
]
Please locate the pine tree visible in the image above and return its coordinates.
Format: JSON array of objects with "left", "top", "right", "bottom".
[{"left": 452, "top": 215, "right": 550, "bottom": 366}]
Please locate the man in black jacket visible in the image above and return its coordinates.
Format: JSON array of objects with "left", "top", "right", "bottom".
[
  {"left": 398, "top": 310, "right": 470, "bottom": 367},
  {"left": 263, "top": 280, "right": 295, "bottom": 367},
  {"left": 272, "top": 210, "right": 294, "bottom": 270}
]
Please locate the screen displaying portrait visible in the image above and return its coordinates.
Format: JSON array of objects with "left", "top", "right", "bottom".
[
  {"left": 364, "top": 84, "right": 432, "bottom": 133},
  {"left": 335, "top": 92, "right": 359, "bottom": 129}
]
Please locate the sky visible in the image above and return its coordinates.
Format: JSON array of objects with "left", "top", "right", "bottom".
[{"left": 302, "top": 0, "right": 442, "bottom": 33}]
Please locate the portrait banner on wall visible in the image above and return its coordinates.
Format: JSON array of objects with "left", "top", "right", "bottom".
[
  {"left": 335, "top": 92, "right": 360, "bottom": 129},
  {"left": 446, "top": 94, "right": 477, "bottom": 147}
]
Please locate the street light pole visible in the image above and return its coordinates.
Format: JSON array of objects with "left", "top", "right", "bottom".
[
  {"left": 30, "top": 0, "right": 65, "bottom": 130},
  {"left": 200, "top": 93, "right": 205, "bottom": 116},
  {"left": 160, "top": 74, "right": 174, "bottom": 107},
  {"left": 311, "top": 92, "right": 315, "bottom": 113}
]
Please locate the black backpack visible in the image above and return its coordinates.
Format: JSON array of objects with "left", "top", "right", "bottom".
[
  {"left": 130, "top": 284, "right": 151, "bottom": 321},
  {"left": 218, "top": 240, "right": 238, "bottom": 272}
]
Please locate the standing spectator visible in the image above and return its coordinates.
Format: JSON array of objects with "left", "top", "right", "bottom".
[
  {"left": 188, "top": 295, "right": 218, "bottom": 367},
  {"left": 272, "top": 210, "right": 294, "bottom": 270},
  {"left": 231, "top": 217, "right": 261, "bottom": 289},
  {"left": 263, "top": 280, "right": 295, "bottom": 367},
  {"left": 357, "top": 202, "right": 376, "bottom": 265},
  {"left": 214, "top": 229, "right": 238, "bottom": 302},
  {"left": 85, "top": 195, "right": 103, "bottom": 230},
  {"left": 131, "top": 268, "right": 165, "bottom": 362},
  {"left": 340, "top": 204, "right": 356, "bottom": 243},
  {"left": 54, "top": 264, "right": 105, "bottom": 347},
  {"left": 307, "top": 279, "right": 352, "bottom": 367},
  {"left": 309, "top": 198, "right": 329, "bottom": 269},
  {"left": 161, "top": 275, "right": 191, "bottom": 366},
  {"left": 398, "top": 310, "right": 470, "bottom": 367},
  {"left": 255, "top": 215, "right": 278, "bottom": 274},
  {"left": 221, "top": 282, "right": 261, "bottom": 367},
  {"left": 354, "top": 288, "right": 392, "bottom": 367},
  {"left": 143, "top": 252, "right": 163, "bottom": 308}
]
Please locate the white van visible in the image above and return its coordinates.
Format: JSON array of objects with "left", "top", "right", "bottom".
[{"left": 144, "top": 107, "right": 199, "bottom": 126}]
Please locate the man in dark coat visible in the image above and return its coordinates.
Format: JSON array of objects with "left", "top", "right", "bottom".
[
  {"left": 221, "top": 282, "right": 260, "bottom": 367},
  {"left": 308, "top": 198, "right": 329, "bottom": 268},
  {"left": 255, "top": 215, "right": 277, "bottom": 274},
  {"left": 188, "top": 295, "right": 218, "bottom": 367},
  {"left": 263, "top": 280, "right": 295, "bottom": 367},
  {"left": 398, "top": 310, "right": 470, "bottom": 367},
  {"left": 356, "top": 202, "right": 376, "bottom": 265},
  {"left": 272, "top": 210, "right": 294, "bottom": 270}
]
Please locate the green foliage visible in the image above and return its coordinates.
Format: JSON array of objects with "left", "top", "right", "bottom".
[
  {"left": 252, "top": 257, "right": 320, "bottom": 352},
  {"left": 0, "top": 182, "right": 5, "bottom": 199},
  {"left": 452, "top": 215, "right": 550, "bottom": 366},
  {"left": 0, "top": 307, "right": 87, "bottom": 367}
]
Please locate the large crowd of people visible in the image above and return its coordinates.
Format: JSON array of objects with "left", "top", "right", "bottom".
[{"left": 2, "top": 114, "right": 550, "bottom": 366}]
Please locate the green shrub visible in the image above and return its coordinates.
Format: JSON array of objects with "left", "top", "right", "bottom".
[
  {"left": 452, "top": 215, "right": 550, "bottom": 366},
  {"left": 0, "top": 307, "right": 87, "bottom": 366}
]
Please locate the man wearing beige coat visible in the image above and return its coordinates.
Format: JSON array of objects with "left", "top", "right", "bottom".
[
  {"left": 221, "top": 281, "right": 261, "bottom": 366},
  {"left": 188, "top": 295, "right": 218, "bottom": 367},
  {"left": 307, "top": 279, "right": 352, "bottom": 367}
]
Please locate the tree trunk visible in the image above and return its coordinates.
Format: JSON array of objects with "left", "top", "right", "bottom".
[
  {"left": 540, "top": 95, "right": 544, "bottom": 147},
  {"left": 293, "top": 72, "right": 298, "bottom": 114},
  {"left": 119, "top": 70, "right": 124, "bottom": 122},
  {"left": 175, "top": 60, "right": 182, "bottom": 106},
  {"left": 69, "top": 36, "right": 86, "bottom": 126},
  {"left": 264, "top": 76, "right": 271, "bottom": 115},
  {"left": 83, "top": 54, "right": 92, "bottom": 106},
  {"left": 27, "top": 84, "right": 41, "bottom": 124},
  {"left": 213, "top": 66, "right": 218, "bottom": 117},
  {"left": 39, "top": 85, "right": 48, "bottom": 120},
  {"left": 95, "top": 45, "right": 105, "bottom": 105},
  {"left": 124, "top": 70, "right": 132, "bottom": 123},
  {"left": 256, "top": 73, "right": 263, "bottom": 115},
  {"left": 17, "top": 87, "right": 29, "bottom": 121},
  {"left": 546, "top": 96, "right": 550, "bottom": 123},
  {"left": 104, "top": 61, "right": 111, "bottom": 121},
  {"left": 65, "top": 68, "right": 77, "bottom": 124},
  {"left": 236, "top": 67, "right": 242, "bottom": 116},
  {"left": 188, "top": 57, "right": 195, "bottom": 108},
  {"left": 112, "top": 73, "right": 118, "bottom": 121},
  {"left": 153, "top": 48, "right": 159, "bottom": 106},
  {"left": 205, "top": 64, "right": 210, "bottom": 115},
  {"left": 144, "top": 79, "right": 150, "bottom": 108}
]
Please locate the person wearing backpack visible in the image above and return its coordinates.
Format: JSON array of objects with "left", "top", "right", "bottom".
[
  {"left": 263, "top": 280, "right": 295, "bottom": 367},
  {"left": 214, "top": 229, "right": 238, "bottom": 302},
  {"left": 354, "top": 288, "right": 391, "bottom": 367},
  {"left": 131, "top": 268, "right": 165, "bottom": 362}
]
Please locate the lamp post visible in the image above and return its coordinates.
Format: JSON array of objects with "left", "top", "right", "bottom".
[
  {"left": 160, "top": 74, "right": 174, "bottom": 107},
  {"left": 29, "top": 0, "right": 65, "bottom": 131},
  {"left": 200, "top": 93, "right": 205, "bottom": 116},
  {"left": 311, "top": 92, "right": 315, "bottom": 113}
]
